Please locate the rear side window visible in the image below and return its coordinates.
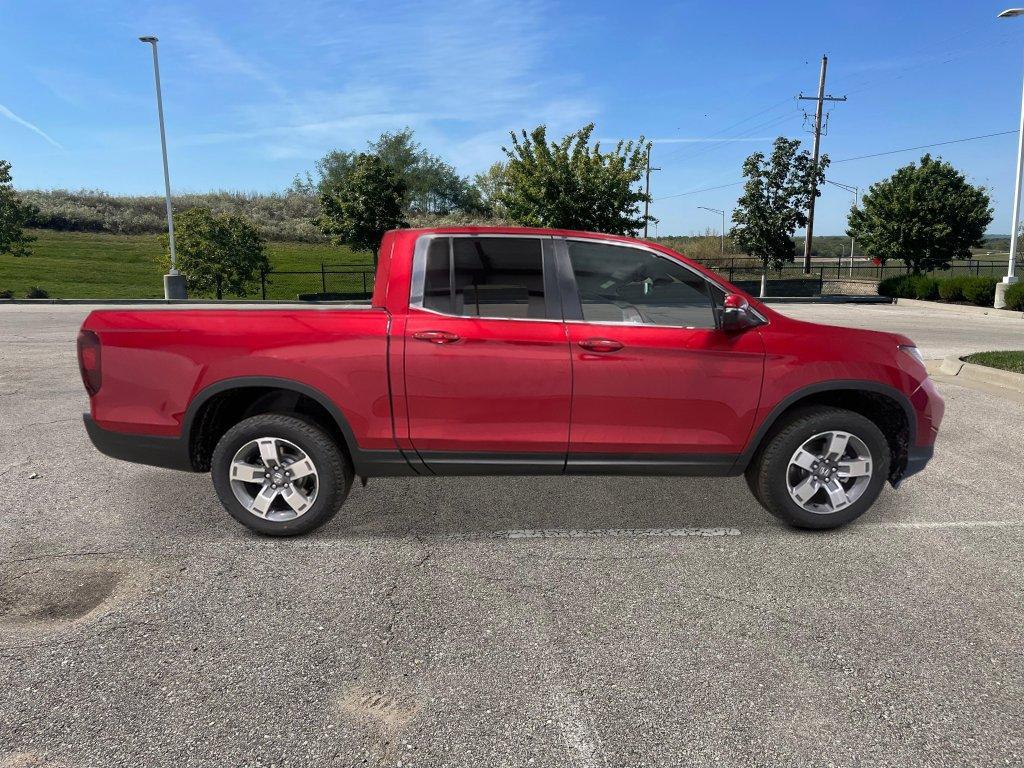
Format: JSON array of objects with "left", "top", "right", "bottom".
[
  {"left": 567, "top": 240, "right": 717, "bottom": 328},
  {"left": 420, "top": 237, "right": 546, "bottom": 319}
]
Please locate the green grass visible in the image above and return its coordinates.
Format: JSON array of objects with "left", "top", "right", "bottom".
[
  {"left": 962, "top": 351, "right": 1024, "bottom": 374},
  {"left": 0, "top": 230, "right": 373, "bottom": 300}
]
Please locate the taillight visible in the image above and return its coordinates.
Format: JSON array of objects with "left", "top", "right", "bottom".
[{"left": 77, "top": 330, "right": 102, "bottom": 395}]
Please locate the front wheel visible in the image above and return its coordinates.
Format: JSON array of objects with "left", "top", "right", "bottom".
[
  {"left": 746, "top": 406, "right": 890, "bottom": 530},
  {"left": 211, "top": 413, "right": 352, "bottom": 536}
]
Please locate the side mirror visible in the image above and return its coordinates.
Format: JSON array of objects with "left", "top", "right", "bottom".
[{"left": 721, "top": 293, "right": 762, "bottom": 332}]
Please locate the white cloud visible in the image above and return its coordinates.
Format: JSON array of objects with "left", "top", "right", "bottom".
[{"left": 0, "top": 103, "right": 63, "bottom": 149}]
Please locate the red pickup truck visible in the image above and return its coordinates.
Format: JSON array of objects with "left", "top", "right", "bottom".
[{"left": 78, "top": 227, "right": 943, "bottom": 535}]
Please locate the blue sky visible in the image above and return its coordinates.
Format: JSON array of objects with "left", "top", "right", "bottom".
[{"left": 2, "top": 0, "right": 1024, "bottom": 235}]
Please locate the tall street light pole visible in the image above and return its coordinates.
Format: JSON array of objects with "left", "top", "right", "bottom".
[
  {"left": 996, "top": 9, "right": 1024, "bottom": 308},
  {"left": 697, "top": 206, "right": 726, "bottom": 256},
  {"left": 139, "top": 35, "right": 187, "bottom": 300}
]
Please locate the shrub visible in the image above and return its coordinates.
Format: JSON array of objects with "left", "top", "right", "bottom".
[
  {"left": 25, "top": 286, "right": 49, "bottom": 298},
  {"left": 961, "top": 276, "right": 997, "bottom": 306},
  {"left": 0, "top": 289, "right": 12, "bottom": 299},
  {"left": 937, "top": 275, "right": 969, "bottom": 302},
  {"left": 911, "top": 275, "right": 940, "bottom": 300},
  {"left": 878, "top": 274, "right": 913, "bottom": 298},
  {"left": 1004, "top": 281, "right": 1024, "bottom": 311}
]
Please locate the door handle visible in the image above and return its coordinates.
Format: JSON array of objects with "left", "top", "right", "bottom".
[
  {"left": 578, "top": 338, "right": 623, "bottom": 353},
  {"left": 413, "top": 330, "right": 461, "bottom": 344}
]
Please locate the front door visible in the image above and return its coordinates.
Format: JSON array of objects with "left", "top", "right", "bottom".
[
  {"left": 403, "top": 235, "right": 572, "bottom": 473},
  {"left": 558, "top": 238, "right": 765, "bottom": 472}
]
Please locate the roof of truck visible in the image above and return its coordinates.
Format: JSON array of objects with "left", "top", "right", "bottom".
[{"left": 391, "top": 226, "right": 651, "bottom": 243}]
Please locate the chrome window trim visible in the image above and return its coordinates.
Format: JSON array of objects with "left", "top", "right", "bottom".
[
  {"left": 408, "top": 233, "right": 554, "bottom": 321},
  {"left": 562, "top": 235, "right": 769, "bottom": 329}
]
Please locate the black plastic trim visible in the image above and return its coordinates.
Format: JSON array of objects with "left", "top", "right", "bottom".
[
  {"left": 901, "top": 445, "right": 934, "bottom": 480},
  {"left": 83, "top": 414, "right": 193, "bottom": 471},
  {"left": 416, "top": 451, "right": 567, "bottom": 476},
  {"left": 566, "top": 452, "right": 738, "bottom": 476},
  {"left": 731, "top": 379, "right": 919, "bottom": 473},
  {"left": 415, "top": 450, "right": 739, "bottom": 477}
]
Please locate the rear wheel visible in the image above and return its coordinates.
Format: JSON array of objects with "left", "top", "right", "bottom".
[
  {"left": 746, "top": 406, "right": 890, "bottom": 530},
  {"left": 211, "top": 413, "right": 352, "bottom": 536}
]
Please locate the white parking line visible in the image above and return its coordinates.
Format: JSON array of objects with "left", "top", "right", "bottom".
[{"left": 859, "top": 519, "right": 1024, "bottom": 530}]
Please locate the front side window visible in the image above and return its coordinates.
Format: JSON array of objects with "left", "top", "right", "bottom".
[
  {"left": 567, "top": 240, "right": 719, "bottom": 328},
  {"left": 420, "top": 237, "right": 546, "bottom": 319}
]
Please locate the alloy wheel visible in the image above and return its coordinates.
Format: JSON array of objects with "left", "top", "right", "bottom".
[
  {"left": 786, "top": 430, "right": 873, "bottom": 515},
  {"left": 228, "top": 436, "right": 319, "bottom": 521}
]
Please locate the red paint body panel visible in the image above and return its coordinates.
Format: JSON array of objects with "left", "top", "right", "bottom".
[
  {"left": 80, "top": 225, "right": 943, "bottom": 468},
  {"left": 84, "top": 309, "right": 394, "bottom": 449},
  {"left": 403, "top": 309, "right": 572, "bottom": 454},
  {"left": 565, "top": 322, "right": 764, "bottom": 453}
]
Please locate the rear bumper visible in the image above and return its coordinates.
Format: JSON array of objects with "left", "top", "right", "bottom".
[{"left": 83, "top": 414, "right": 193, "bottom": 471}]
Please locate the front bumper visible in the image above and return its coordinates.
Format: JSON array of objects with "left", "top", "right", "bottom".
[{"left": 83, "top": 414, "right": 193, "bottom": 471}]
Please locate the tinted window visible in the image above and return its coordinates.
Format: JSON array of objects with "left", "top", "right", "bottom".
[
  {"left": 422, "top": 238, "right": 451, "bottom": 313},
  {"left": 567, "top": 241, "right": 717, "bottom": 328},
  {"left": 421, "top": 237, "right": 546, "bottom": 319}
]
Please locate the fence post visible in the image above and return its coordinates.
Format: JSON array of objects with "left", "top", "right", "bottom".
[
  {"left": 216, "top": 273, "right": 222, "bottom": 300},
  {"left": 321, "top": 263, "right": 327, "bottom": 295},
  {"left": 261, "top": 269, "right": 266, "bottom": 300},
  {"left": 818, "top": 266, "right": 824, "bottom": 295}
]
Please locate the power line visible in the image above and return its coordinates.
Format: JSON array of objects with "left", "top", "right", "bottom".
[
  {"left": 655, "top": 181, "right": 744, "bottom": 201},
  {"left": 833, "top": 130, "right": 1018, "bottom": 163}
]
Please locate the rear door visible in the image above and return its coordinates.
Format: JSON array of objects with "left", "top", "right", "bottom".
[
  {"left": 559, "top": 237, "right": 765, "bottom": 472},
  {"left": 402, "top": 235, "right": 572, "bottom": 473}
]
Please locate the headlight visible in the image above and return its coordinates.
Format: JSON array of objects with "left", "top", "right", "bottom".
[{"left": 899, "top": 345, "right": 924, "bottom": 366}]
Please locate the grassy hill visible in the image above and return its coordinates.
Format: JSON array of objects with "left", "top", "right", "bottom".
[{"left": 0, "top": 230, "right": 371, "bottom": 300}]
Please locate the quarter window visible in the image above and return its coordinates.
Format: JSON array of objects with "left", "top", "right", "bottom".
[
  {"left": 420, "top": 237, "right": 546, "bottom": 319},
  {"left": 567, "top": 241, "right": 718, "bottom": 328}
]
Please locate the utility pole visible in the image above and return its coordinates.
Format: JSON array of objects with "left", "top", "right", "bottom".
[
  {"left": 643, "top": 147, "right": 660, "bottom": 239},
  {"left": 798, "top": 55, "right": 846, "bottom": 273}
]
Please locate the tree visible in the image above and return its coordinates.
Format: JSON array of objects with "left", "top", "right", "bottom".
[
  {"left": 473, "top": 162, "right": 509, "bottom": 217},
  {"left": 317, "top": 153, "right": 407, "bottom": 265},
  {"left": 0, "top": 160, "right": 37, "bottom": 257},
  {"left": 847, "top": 154, "right": 992, "bottom": 273},
  {"left": 730, "top": 137, "right": 827, "bottom": 272},
  {"left": 164, "top": 208, "right": 268, "bottom": 298},
  {"left": 305, "top": 128, "right": 481, "bottom": 216},
  {"left": 498, "top": 123, "right": 651, "bottom": 234}
]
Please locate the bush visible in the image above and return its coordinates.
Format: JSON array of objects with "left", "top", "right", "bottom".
[
  {"left": 878, "top": 274, "right": 913, "bottom": 298},
  {"left": 911, "top": 275, "right": 940, "bottom": 300},
  {"left": 0, "top": 289, "right": 12, "bottom": 299},
  {"left": 25, "top": 286, "right": 49, "bottom": 298},
  {"left": 961, "top": 276, "right": 997, "bottom": 306},
  {"left": 937, "top": 275, "right": 969, "bottom": 302},
  {"left": 878, "top": 273, "right": 940, "bottom": 299},
  {"left": 1004, "top": 281, "right": 1024, "bottom": 311}
]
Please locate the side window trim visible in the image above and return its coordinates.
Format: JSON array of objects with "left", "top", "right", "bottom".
[
  {"left": 409, "top": 234, "right": 562, "bottom": 322},
  {"left": 555, "top": 236, "right": 724, "bottom": 330}
]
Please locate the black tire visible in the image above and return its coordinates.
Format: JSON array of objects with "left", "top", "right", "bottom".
[
  {"left": 211, "top": 413, "right": 352, "bottom": 536},
  {"left": 746, "top": 406, "right": 890, "bottom": 530}
]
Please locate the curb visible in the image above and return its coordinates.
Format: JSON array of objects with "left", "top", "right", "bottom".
[
  {"left": 940, "top": 354, "right": 1024, "bottom": 390},
  {"left": 896, "top": 298, "right": 1024, "bottom": 319}
]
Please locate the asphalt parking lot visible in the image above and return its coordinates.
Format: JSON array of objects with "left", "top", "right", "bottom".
[{"left": 1, "top": 303, "right": 1022, "bottom": 768}]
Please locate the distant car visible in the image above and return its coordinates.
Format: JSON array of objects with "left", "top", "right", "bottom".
[{"left": 78, "top": 227, "right": 943, "bottom": 535}]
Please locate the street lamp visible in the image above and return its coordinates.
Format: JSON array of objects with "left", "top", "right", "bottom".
[
  {"left": 139, "top": 35, "right": 186, "bottom": 300},
  {"left": 697, "top": 206, "right": 726, "bottom": 256},
  {"left": 996, "top": 8, "right": 1024, "bottom": 308}
]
